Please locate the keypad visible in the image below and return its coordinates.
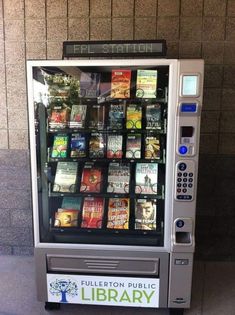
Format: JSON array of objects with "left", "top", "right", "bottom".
[{"left": 175, "top": 161, "right": 195, "bottom": 201}]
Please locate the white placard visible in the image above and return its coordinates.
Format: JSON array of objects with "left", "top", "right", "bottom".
[{"left": 47, "top": 274, "right": 160, "bottom": 308}]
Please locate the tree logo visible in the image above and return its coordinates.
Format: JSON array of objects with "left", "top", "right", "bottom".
[{"left": 49, "top": 278, "right": 78, "bottom": 303}]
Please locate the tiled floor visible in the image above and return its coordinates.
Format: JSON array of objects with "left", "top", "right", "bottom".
[{"left": 0, "top": 256, "right": 234, "bottom": 315}]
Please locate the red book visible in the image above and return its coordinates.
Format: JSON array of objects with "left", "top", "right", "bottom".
[
  {"left": 80, "top": 163, "right": 102, "bottom": 193},
  {"left": 81, "top": 197, "right": 104, "bottom": 229},
  {"left": 111, "top": 69, "right": 131, "bottom": 98}
]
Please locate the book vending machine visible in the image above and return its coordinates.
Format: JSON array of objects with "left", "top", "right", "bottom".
[{"left": 27, "top": 54, "right": 204, "bottom": 314}]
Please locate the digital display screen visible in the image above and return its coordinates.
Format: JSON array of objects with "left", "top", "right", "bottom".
[
  {"left": 182, "top": 75, "right": 198, "bottom": 96},
  {"left": 181, "top": 126, "right": 194, "bottom": 138}
]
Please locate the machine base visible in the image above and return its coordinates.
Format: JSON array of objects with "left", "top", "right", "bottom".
[
  {"left": 170, "top": 308, "right": 184, "bottom": 315},
  {"left": 45, "top": 302, "right": 61, "bottom": 311}
]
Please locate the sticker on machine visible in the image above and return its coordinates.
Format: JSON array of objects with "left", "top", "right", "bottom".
[{"left": 47, "top": 274, "right": 160, "bottom": 307}]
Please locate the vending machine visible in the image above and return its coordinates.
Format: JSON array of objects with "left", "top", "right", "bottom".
[{"left": 27, "top": 56, "right": 204, "bottom": 314}]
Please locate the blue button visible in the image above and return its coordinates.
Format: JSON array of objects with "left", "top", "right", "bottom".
[
  {"left": 176, "top": 220, "right": 184, "bottom": 228},
  {"left": 181, "top": 103, "right": 197, "bottom": 112},
  {"left": 179, "top": 146, "right": 188, "bottom": 155}
]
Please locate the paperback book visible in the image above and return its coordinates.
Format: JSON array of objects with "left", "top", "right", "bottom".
[
  {"left": 126, "top": 104, "right": 142, "bottom": 129},
  {"left": 69, "top": 104, "right": 87, "bottom": 128},
  {"left": 125, "top": 134, "right": 141, "bottom": 159},
  {"left": 61, "top": 196, "right": 82, "bottom": 210},
  {"left": 88, "top": 105, "right": 105, "bottom": 129},
  {"left": 107, "top": 198, "right": 130, "bottom": 229},
  {"left": 80, "top": 163, "right": 102, "bottom": 193},
  {"left": 107, "top": 135, "right": 123, "bottom": 159},
  {"left": 145, "top": 135, "right": 161, "bottom": 160},
  {"left": 146, "top": 104, "right": 162, "bottom": 130},
  {"left": 81, "top": 197, "right": 104, "bottom": 229},
  {"left": 89, "top": 133, "right": 105, "bottom": 158},
  {"left": 135, "top": 163, "right": 158, "bottom": 194},
  {"left": 135, "top": 199, "right": 157, "bottom": 230},
  {"left": 49, "top": 104, "right": 70, "bottom": 129},
  {"left": 111, "top": 69, "right": 131, "bottom": 99},
  {"left": 80, "top": 72, "right": 100, "bottom": 98},
  {"left": 70, "top": 133, "right": 86, "bottom": 158},
  {"left": 108, "top": 104, "right": 125, "bottom": 129},
  {"left": 54, "top": 209, "right": 79, "bottom": 228},
  {"left": 51, "top": 134, "right": 68, "bottom": 158},
  {"left": 136, "top": 69, "right": 158, "bottom": 98},
  {"left": 107, "top": 163, "right": 130, "bottom": 194},
  {"left": 53, "top": 162, "right": 78, "bottom": 193}
]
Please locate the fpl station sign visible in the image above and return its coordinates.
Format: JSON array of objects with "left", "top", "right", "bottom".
[{"left": 47, "top": 274, "right": 160, "bottom": 307}]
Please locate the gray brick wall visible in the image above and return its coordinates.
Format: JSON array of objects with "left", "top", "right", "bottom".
[{"left": 0, "top": 0, "right": 234, "bottom": 259}]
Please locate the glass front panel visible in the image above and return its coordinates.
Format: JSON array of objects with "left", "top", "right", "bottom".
[{"left": 31, "top": 63, "right": 169, "bottom": 246}]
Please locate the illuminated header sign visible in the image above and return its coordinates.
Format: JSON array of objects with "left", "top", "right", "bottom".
[{"left": 63, "top": 40, "right": 166, "bottom": 58}]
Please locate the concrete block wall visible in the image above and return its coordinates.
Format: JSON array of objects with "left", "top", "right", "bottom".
[{"left": 0, "top": 0, "right": 234, "bottom": 258}]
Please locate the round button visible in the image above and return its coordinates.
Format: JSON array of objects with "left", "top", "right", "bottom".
[
  {"left": 179, "top": 146, "right": 188, "bottom": 155},
  {"left": 177, "top": 188, "right": 181, "bottom": 193},
  {"left": 183, "top": 183, "right": 187, "bottom": 188},
  {"left": 177, "top": 183, "right": 182, "bottom": 187},
  {"left": 189, "top": 178, "right": 193, "bottom": 182},
  {"left": 189, "top": 173, "right": 193, "bottom": 177},
  {"left": 183, "top": 188, "right": 187, "bottom": 193},
  {"left": 178, "top": 172, "right": 182, "bottom": 177},
  {"left": 183, "top": 178, "right": 187, "bottom": 182},
  {"left": 178, "top": 163, "right": 187, "bottom": 171},
  {"left": 176, "top": 220, "right": 184, "bottom": 228},
  {"left": 177, "top": 178, "right": 182, "bottom": 182},
  {"left": 188, "top": 183, "right": 193, "bottom": 188},
  {"left": 183, "top": 172, "right": 188, "bottom": 177}
]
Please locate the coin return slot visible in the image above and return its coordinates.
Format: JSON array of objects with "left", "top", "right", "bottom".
[{"left": 175, "top": 232, "right": 191, "bottom": 244}]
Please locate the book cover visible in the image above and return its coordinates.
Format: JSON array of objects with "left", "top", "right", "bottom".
[
  {"left": 53, "top": 162, "right": 78, "bottom": 193},
  {"left": 136, "top": 69, "right": 158, "bottom": 98},
  {"left": 135, "top": 199, "right": 157, "bottom": 230},
  {"left": 126, "top": 134, "right": 141, "bottom": 159},
  {"left": 89, "top": 133, "right": 105, "bottom": 158},
  {"left": 70, "top": 133, "right": 86, "bottom": 158},
  {"left": 107, "top": 163, "right": 130, "bottom": 194},
  {"left": 107, "top": 135, "right": 123, "bottom": 159},
  {"left": 80, "top": 163, "right": 102, "bottom": 193},
  {"left": 107, "top": 198, "right": 130, "bottom": 229},
  {"left": 80, "top": 72, "right": 100, "bottom": 98},
  {"left": 108, "top": 104, "right": 125, "bottom": 129},
  {"left": 88, "top": 105, "right": 105, "bottom": 129},
  {"left": 146, "top": 104, "right": 162, "bottom": 130},
  {"left": 111, "top": 69, "right": 131, "bottom": 99},
  {"left": 126, "top": 104, "right": 142, "bottom": 129},
  {"left": 69, "top": 105, "right": 87, "bottom": 128},
  {"left": 145, "top": 135, "right": 161, "bottom": 160},
  {"left": 61, "top": 196, "right": 82, "bottom": 210},
  {"left": 49, "top": 104, "right": 70, "bottom": 129},
  {"left": 135, "top": 163, "right": 158, "bottom": 194},
  {"left": 81, "top": 197, "right": 104, "bottom": 228},
  {"left": 51, "top": 134, "right": 68, "bottom": 158},
  {"left": 54, "top": 209, "right": 79, "bottom": 227}
]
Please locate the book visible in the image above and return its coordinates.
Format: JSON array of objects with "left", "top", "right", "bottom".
[
  {"left": 136, "top": 69, "right": 158, "bottom": 98},
  {"left": 126, "top": 104, "right": 142, "bottom": 129},
  {"left": 146, "top": 104, "right": 162, "bottom": 130},
  {"left": 135, "top": 163, "right": 158, "bottom": 194},
  {"left": 111, "top": 69, "right": 131, "bottom": 98},
  {"left": 80, "top": 72, "right": 100, "bottom": 98},
  {"left": 61, "top": 196, "right": 82, "bottom": 210},
  {"left": 88, "top": 105, "right": 105, "bottom": 129},
  {"left": 107, "top": 163, "right": 130, "bottom": 194},
  {"left": 125, "top": 134, "right": 141, "bottom": 159},
  {"left": 49, "top": 104, "right": 70, "bottom": 129},
  {"left": 107, "top": 135, "right": 123, "bottom": 159},
  {"left": 145, "top": 135, "right": 161, "bottom": 160},
  {"left": 108, "top": 104, "right": 125, "bottom": 129},
  {"left": 51, "top": 134, "right": 68, "bottom": 158},
  {"left": 53, "top": 162, "right": 78, "bottom": 193},
  {"left": 80, "top": 163, "right": 102, "bottom": 193},
  {"left": 70, "top": 133, "right": 86, "bottom": 158},
  {"left": 107, "top": 198, "right": 130, "bottom": 229},
  {"left": 54, "top": 209, "right": 79, "bottom": 227},
  {"left": 69, "top": 105, "right": 87, "bottom": 128},
  {"left": 135, "top": 199, "right": 157, "bottom": 230},
  {"left": 81, "top": 197, "right": 104, "bottom": 228},
  {"left": 89, "top": 133, "right": 105, "bottom": 158}
]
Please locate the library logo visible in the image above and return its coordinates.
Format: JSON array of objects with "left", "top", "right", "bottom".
[{"left": 48, "top": 277, "right": 78, "bottom": 303}]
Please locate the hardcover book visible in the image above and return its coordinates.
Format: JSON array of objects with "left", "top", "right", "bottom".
[
  {"left": 89, "top": 133, "right": 105, "bottom": 158},
  {"left": 126, "top": 104, "right": 142, "bottom": 129},
  {"left": 53, "top": 162, "right": 78, "bottom": 193},
  {"left": 51, "top": 134, "right": 68, "bottom": 158},
  {"left": 135, "top": 199, "right": 157, "bottom": 230},
  {"left": 135, "top": 163, "right": 158, "bottom": 194},
  {"left": 126, "top": 134, "right": 141, "bottom": 159},
  {"left": 107, "top": 162, "right": 130, "bottom": 194},
  {"left": 81, "top": 197, "right": 104, "bottom": 229},
  {"left": 146, "top": 104, "right": 162, "bottom": 130},
  {"left": 70, "top": 133, "right": 86, "bottom": 158},
  {"left": 54, "top": 209, "right": 79, "bottom": 228},
  {"left": 69, "top": 104, "right": 87, "bottom": 128},
  {"left": 136, "top": 69, "right": 158, "bottom": 98},
  {"left": 111, "top": 69, "right": 131, "bottom": 99},
  {"left": 80, "top": 72, "right": 100, "bottom": 98},
  {"left": 107, "top": 135, "right": 123, "bottom": 159},
  {"left": 80, "top": 163, "right": 102, "bottom": 193},
  {"left": 88, "top": 105, "right": 105, "bottom": 129},
  {"left": 107, "top": 198, "right": 130, "bottom": 229},
  {"left": 61, "top": 196, "right": 82, "bottom": 210},
  {"left": 145, "top": 135, "right": 161, "bottom": 160},
  {"left": 49, "top": 104, "right": 70, "bottom": 129},
  {"left": 108, "top": 104, "right": 125, "bottom": 129}
]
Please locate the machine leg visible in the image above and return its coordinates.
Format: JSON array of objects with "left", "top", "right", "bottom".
[
  {"left": 44, "top": 302, "right": 61, "bottom": 310},
  {"left": 169, "top": 308, "right": 184, "bottom": 315}
]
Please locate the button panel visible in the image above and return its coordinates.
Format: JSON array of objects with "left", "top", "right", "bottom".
[{"left": 175, "top": 161, "right": 196, "bottom": 201}]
